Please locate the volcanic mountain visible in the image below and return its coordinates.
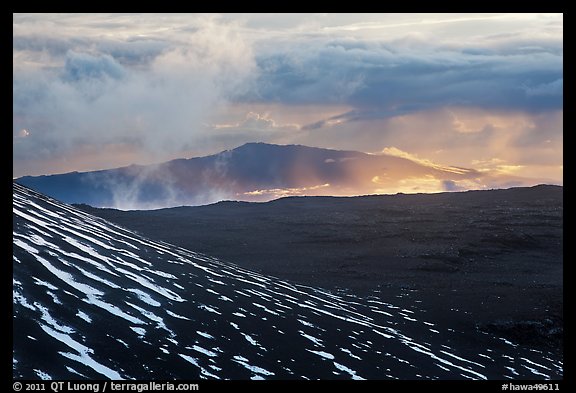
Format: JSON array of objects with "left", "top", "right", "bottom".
[
  {"left": 16, "top": 143, "right": 492, "bottom": 209},
  {"left": 13, "top": 183, "right": 562, "bottom": 379}
]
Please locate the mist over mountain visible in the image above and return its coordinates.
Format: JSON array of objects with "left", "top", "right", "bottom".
[{"left": 16, "top": 143, "right": 540, "bottom": 210}]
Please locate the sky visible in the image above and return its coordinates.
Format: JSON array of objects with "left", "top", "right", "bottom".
[{"left": 13, "top": 13, "right": 563, "bottom": 189}]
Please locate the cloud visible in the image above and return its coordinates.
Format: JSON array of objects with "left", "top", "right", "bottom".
[
  {"left": 13, "top": 18, "right": 257, "bottom": 176},
  {"left": 293, "top": 106, "right": 562, "bottom": 184},
  {"left": 13, "top": 13, "right": 562, "bottom": 188},
  {"left": 236, "top": 13, "right": 562, "bottom": 120},
  {"left": 16, "top": 129, "right": 30, "bottom": 138},
  {"left": 524, "top": 78, "right": 563, "bottom": 97},
  {"left": 381, "top": 146, "right": 475, "bottom": 175},
  {"left": 242, "top": 183, "right": 330, "bottom": 199},
  {"left": 442, "top": 180, "right": 466, "bottom": 192},
  {"left": 63, "top": 51, "right": 126, "bottom": 82},
  {"left": 301, "top": 112, "right": 350, "bottom": 130},
  {"left": 248, "top": 39, "right": 562, "bottom": 115},
  {"left": 211, "top": 112, "right": 299, "bottom": 132}
]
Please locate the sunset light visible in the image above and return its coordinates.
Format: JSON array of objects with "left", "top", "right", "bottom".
[{"left": 14, "top": 13, "right": 562, "bottom": 198}]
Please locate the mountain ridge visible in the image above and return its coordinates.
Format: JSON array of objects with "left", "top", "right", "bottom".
[
  {"left": 75, "top": 183, "right": 562, "bottom": 212},
  {"left": 15, "top": 142, "right": 532, "bottom": 210},
  {"left": 20, "top": 143, "right": 369, "bottom": 178}
]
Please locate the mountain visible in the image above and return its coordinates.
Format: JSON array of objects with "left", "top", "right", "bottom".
[
  {"left": 16, "top": 143, "right": 489, "bottom": 209},
  {"left": 13, "top": 183, "right": 562, "bottom": 379}
]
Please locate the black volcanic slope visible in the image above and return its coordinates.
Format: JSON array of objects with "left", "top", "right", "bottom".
[
  {"left": 13, "top": 183, "right": 562, "bottom": 380},
  {"left": 82, "top": 185, "right": 563, "bottom": 353}
]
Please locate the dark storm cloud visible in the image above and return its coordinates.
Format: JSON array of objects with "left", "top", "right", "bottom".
[{"left": 247, "top": 40, "right": 562, "bottom": 117}]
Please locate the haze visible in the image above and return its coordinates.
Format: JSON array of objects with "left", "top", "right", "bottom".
[{"left": 13, "top": 13, "right": 563, "bottom": 193}]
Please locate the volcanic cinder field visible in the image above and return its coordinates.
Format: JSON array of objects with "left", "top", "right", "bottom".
[{"left": 13, "top": 183, "right": 562, "bottom": 380}]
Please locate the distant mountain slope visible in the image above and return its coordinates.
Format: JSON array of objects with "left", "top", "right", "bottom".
[
  {"left": 17, "top": 143, "right": 489, "bottom": 209},
  {"left": 13, "top": 183, "right": 562, "bottom": 379}
]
